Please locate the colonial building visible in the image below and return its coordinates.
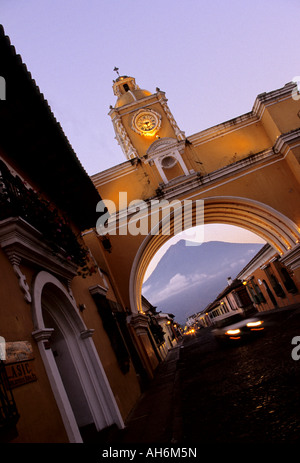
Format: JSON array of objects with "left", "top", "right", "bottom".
[
  {"left": 237, "top": 244, "right": 300, "bottom": 311},
  {"left": 199, "top": 245, "right": 300, "bottom": 329},
  {"left": 0, "top": 27, "right": 143, "bottom": 443},
  {"left": 199, "top": 277, "right": 255, "bottom": 327}
]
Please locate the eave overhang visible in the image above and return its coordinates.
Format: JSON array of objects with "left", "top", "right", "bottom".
[{"left": 0, "top": 26, "right": 101, "bottom": 231}]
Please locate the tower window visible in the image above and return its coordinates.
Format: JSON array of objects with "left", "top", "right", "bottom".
[{"left": 123, "top": 84, "right": 129, "bottom": 92}]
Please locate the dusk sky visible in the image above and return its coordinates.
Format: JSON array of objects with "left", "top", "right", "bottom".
[
  {"left": 1, "top": 0, "right": 299, "bottom": 175},
  {"left": 1, "top": 0, "right": 298, "bottom": 262}
]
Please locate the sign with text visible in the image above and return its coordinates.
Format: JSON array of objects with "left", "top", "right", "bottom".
[
  {"left": 3, "top": 341, "right": 37, "bottom": 388},
  {"left": 5, "top": 359, "right": 37, "bottom": 389}
]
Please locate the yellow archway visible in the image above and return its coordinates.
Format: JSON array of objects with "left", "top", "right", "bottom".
[
  {"left": 129, "top": 196, "right": 300, "bottom": 314},
  {"left": 90, "top": 79, "right": 300, "bottom": 380}
]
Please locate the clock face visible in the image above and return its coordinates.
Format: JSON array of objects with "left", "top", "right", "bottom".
[
  {"left": 136, "top": 113, "right": 157, "bottom": 132},
  {"left": 132, "top": 109, "right": 161, "bottom": 136}
]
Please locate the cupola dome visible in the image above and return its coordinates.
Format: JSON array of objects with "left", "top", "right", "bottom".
[{"left": 113, "top": 76, "right": 152, "bottom": 108}]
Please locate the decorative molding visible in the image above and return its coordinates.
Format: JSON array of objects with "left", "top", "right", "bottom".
[
  {"left": 130, "top": 313, "right": 149, "bottom": 336},
  {"left": 80, "top": 329, "right": 95, "bottom": 340},
  {"left": 31, "top": 270, "right": 125, "bottom": 437},
  {"left": 273, "top": 128, "right": 300, "bottom": 154},
  {"left": 157, "top": 92, "right": 185, "bottom": 141},
  {"left": 89, "top": 284, "right": 108, "bottom": 297},
  {"left": 13, "top": 263, "right": 32, "bottom": 303},
  {"left": 32, "top": 328, "right": 54, "bottom": 343},
  {"left": 144, "top": 137, "right": 188, "bottom": 183},
  {"left": 146, "top": 137, "right": 184, "bottom": 157},
  {"left": 112, "top": 114, "right": 139, "bottom": 160},
  {"left": 253, "top": 81, "right": 297, "bottom": 117},
  {"left": 0, "top": 217, "right": 78, "bottom": 302},
  {"left": 280, "top": 243, "right": 300, "bottom": 271}
]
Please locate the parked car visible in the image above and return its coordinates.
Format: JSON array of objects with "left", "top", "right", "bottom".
[{"left": 212, "top": 314, "right": 265, "bottom": 344}]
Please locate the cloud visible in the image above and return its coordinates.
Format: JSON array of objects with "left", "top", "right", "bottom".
[
  {"left": 142, "top": 284, "right": 152, "bottom": 295},
  {"left": 229, "top": 258, "right": 246, "bottom": 269},
  {"left": 149, "top": 272, "right": 208, "bottom": 304}
]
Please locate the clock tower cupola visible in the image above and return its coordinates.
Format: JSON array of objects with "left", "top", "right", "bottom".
[
  {"left": 109, "top": 73, "right": 185, "bottom": 153},
  {"left": 109, "top": 72, "right": 189, "bottom": 184}
]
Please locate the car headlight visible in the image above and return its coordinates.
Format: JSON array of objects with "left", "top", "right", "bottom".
[
  {"left": 246, "top": 320, "right": 263, "bottom": 327},
  {"left": 225, "top": 329, "right": 241, "bottom": 335}
]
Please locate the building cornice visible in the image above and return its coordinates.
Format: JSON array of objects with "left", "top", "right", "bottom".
[
  {"left": 236, "top": 244, "right": 275, "bottom": 281},
  {"left": 158, "top": 128, "right": 300, "bottom": 201},
  {"left": 188, "top": 82, "right": 297, "bottom": 148},
  {"left": 91, "top": 161, "right": 137, "bottom": 187},
  {"left": 159, "top": 146, "right": 276, "bottom": 201},
  {"left": 280, "top": 243, "right": 300, "bottom": 271},
  {"left": 0, "top": 217, "right": 78, "bottom": 289},
  {"left": 109, "top": 92, "right": 165, "bottom": 117}
]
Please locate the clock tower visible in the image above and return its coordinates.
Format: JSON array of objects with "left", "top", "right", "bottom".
[{"left": 109, "top": 75, "right": 190, "bottom": 184}]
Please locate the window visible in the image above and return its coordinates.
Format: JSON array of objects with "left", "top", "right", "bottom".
[
  {"left": 264, "top": 266, "right": 286, "bottom": 298},
  {"left": 253, "top": 284, "right": 266, "bottom": 303},
  {"left": 90, "top": 293, "right": 130, "bottom": 374},
  {"left": 280, "top": 268, "right": 298, "bottom": 294}
]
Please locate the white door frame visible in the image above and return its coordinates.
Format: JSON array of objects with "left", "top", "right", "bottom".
[{"left": 31, "top": 271, "right": 124, "bottom": 443}]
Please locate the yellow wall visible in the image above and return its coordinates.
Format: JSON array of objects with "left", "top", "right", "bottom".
[
  {"left": 265, "top": 97, "right": 300, "bottom": 135},
  {"left": 188, "top": 120, "right": 272, "bottom": 174},
  {"left": 0, "top": 251, "right": 68, "bottom": 443},
  {"left": 74, "top": 232, "right": 142, "bottom": 419}
]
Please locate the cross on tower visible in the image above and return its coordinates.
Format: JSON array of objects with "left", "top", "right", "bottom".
[{"left": 113, "top": 67, "right": 120, "bottom": 77}]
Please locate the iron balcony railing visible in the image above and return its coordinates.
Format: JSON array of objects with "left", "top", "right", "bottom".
[{"left": 0, "top": 160, "right": 95, "bottom": 277}]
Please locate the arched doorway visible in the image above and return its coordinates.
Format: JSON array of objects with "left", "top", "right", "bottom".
[{"left": 31, "top": 271, "right": 124, "bottom": 443}]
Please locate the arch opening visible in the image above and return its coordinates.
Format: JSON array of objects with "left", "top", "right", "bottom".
[{"left": 129, "top": 197, "right": 300, "bottom": 317}]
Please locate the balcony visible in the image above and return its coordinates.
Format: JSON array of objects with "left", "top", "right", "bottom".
[{"left": 0, "top": 160, "right": 95, "bottom": 284}]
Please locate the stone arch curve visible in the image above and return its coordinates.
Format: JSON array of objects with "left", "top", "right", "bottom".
[
  {"left": 31, "top": 271, "right": 124, "bottom": 443},
  {"left": 129, "top": 196, "right": 300, "bottom": 315}
]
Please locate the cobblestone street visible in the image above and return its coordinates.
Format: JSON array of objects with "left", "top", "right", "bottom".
[
  {"left": 119, "top": 305, "right": 300, "bottom": 444},
  {"left": 179, "top": 306, "right": 300, "bottom": 443}
]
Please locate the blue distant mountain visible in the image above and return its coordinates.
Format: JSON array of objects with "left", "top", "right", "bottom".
[{"left": 142, "top": 240, "right": 264, "bottom": 326}]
